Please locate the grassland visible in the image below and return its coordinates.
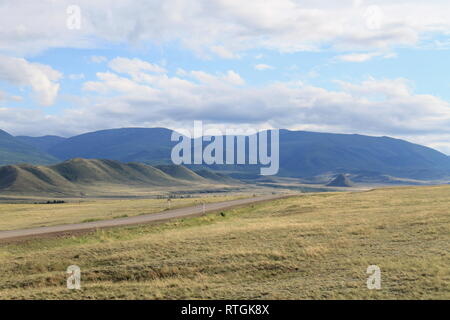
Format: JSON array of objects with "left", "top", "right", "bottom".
[
  {"left": 0, "top": 194, "right": 249, "bottom": 231},
  {"left": 0, "top": 185, "right": 448, "bottom": 299}
]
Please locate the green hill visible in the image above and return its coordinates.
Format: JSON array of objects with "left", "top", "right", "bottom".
[
  {"left": 50, "top": 158, "right": 181, "bottom": 186},
  {"left": 194, "top": 169, "right": 237, "bottom": 184},
  {"left": 0, "top": 164, "right": 78, "bottom": 195},
  {"left": 0, "top": 159, "right": 234, "bottom": 196},
  {"left": 155, "top": 164, "right": 208, "bottom": 182}
]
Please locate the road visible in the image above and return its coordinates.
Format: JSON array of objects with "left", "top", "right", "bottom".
[{"left": 0, "top": 194, "right": 289, "bottom": 242}]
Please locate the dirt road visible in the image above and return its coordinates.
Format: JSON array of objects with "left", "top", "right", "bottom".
[{"left": 0, "top": 194, "right": 289, "bottom": 242}]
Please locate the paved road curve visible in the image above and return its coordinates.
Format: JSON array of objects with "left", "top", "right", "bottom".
[{"left": 0, "top": 194, "right": 289, "bottom": 242}]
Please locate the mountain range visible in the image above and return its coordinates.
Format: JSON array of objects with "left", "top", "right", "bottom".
[
  {"left": 0, "top": 130, "right": 59, "bottom": 166},
  {"left": 1, "top": 127, "right": 449, "bottom": 181}
]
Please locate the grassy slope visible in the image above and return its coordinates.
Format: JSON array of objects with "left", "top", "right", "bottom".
[
  {"left": 0, "top": 159, "right": 237, "bottom": 197},
  {"left": 0, "top": 185, "right": 448, "bottom": 299},
  {"left": 155, "top": 165, "right": 208, "bottom": 182}
]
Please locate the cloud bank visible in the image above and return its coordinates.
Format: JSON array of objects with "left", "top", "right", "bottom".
[{"left": 1, "top": 0, "right": 450, "bottom": 57}]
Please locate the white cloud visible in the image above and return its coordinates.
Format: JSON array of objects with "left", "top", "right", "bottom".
[
  {"left": 176, "top": 68, "right": 188, "bottom": 77},
  {"left": 335, "top": 77, "right": 413, "bottom": 98},
  {"left": 210, "top": 46, "right": 240, "bottom": 59},
  {"left": 90, "top": 56, "right": 107, "bottom": 64},
  {"left": 11, "top": 95, "right": 23, "bottom": 102},
  {"left": 0, "top": 90, "right": 23, "bottom": 103},
  {"left": 109, "top": 57, "right": 166, "bottom": 75},
  {"left": 2, "top": 1, "right": 450, "bottom": 56},
  {"left": 83, "top": 72, "right": 159, "bottom": 97},
  {"left": 68, "top": 73, "right": 85, "bottom": 80},
  {"left": 254, "top": 64, "right": 274, "bottom": 71},
  {"left": 335, "top": 52, "right": 398, "bottom": 62},
  {"left": 0, "top": 55, "right": 62, "bottom": 106},
  {"left": 190, "top": 70, "right": 245, "bottom": 86},
  {"left": 383, "top": 52, "right": 398, "bottom": 59},
  {"left": 336, "top": 52, "right": 379, "bottom": 62},
  {"left": 223, "top": 70, "right": 245, "bottom": 85}
]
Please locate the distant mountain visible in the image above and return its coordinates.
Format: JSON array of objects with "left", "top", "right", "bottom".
[
  {"left": 0, "top": 158, "right": 236, "bottom": 196},
  {"left": 277, "top": 130, "right": 450, "bottom": 180},
  {"left": 3, "top": 127, "right": 450, "bottom": 181},
  {"left": 16, "top": 135, "right": 67, "bottom": 153},
  {"left": 0, "top": 130, "right": 59, "bottom": 166},
  {"left": 46, "top": 128, "right": 173, "bottom": 163}
]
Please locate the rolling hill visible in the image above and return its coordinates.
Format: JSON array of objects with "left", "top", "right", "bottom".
[
  {"left": 155, "top": 164, "right": 208, "bottom": 183},
  {"left": 194, "top": 169, "right": 237, "bottom": 184},
  {"left": 0, "top": 159, "right": 236, "bottom": 196}
]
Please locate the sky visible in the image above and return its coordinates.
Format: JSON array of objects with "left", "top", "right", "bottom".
[{"left": 0, "top": 0, "right": 449, "bottom": 154}]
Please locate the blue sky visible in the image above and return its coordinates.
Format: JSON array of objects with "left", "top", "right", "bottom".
[
  {"left": 0, "top": 0, "right": 449, "bottom": 154},
  {"left": 26, "top": 45, "right": 450, "bottom": 99}
]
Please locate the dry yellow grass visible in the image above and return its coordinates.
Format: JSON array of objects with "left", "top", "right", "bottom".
[
  {"left": 0, "top": 185, "right": 448, "bottom": 299},
  {"left": 0, "top": 194, "right": 249, "bottom": 230}
]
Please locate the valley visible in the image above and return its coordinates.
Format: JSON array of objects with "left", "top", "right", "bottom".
[{"left": 0, "top": 185, "right": 447, "bottom": 299}]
